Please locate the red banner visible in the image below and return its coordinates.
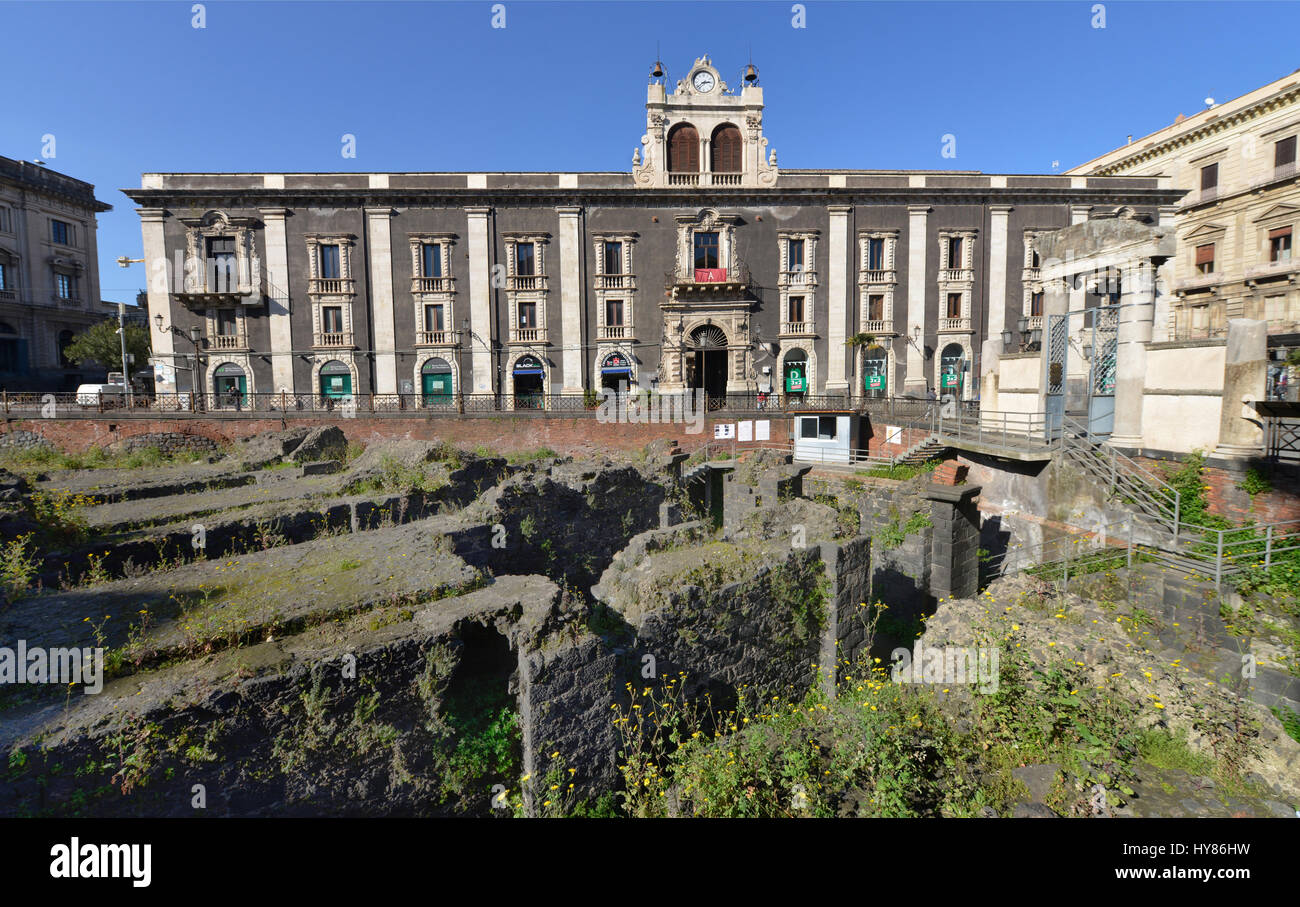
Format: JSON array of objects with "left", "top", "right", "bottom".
[{"left": 694, "top": 268, "right": 727, "bottom": 283}]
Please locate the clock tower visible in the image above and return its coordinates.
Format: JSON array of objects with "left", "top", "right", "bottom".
[{"left": 632, "top": 54, "right": 778, "bottom": 189}]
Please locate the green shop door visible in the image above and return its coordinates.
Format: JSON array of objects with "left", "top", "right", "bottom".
[
  {"left": 422, "top": 371, "right": 452, "bottom": 404},
  {"left": 784, "top": 363, "right": 806, "bottom": 393},
  {"left": 320, "top": 371, "right": 352, "bottom": 398}
]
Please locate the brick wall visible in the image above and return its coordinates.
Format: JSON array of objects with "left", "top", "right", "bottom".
[
  {"left": 865, "top": 423, "right": 933, "bottom": 459},
  {"left": 1, "top": 414, "right": 792, "bottom": 459},
  {"left": 1137, "top": 455, "right": 1300, "bottom": 525}
]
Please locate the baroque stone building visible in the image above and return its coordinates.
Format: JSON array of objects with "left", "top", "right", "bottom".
[
  {"left": 1068, "top": 68, "right": 1300, "bottom": 394},
  {"left": 0, "top": 155, "right": 114, "bottom": 390},
  {"left": 126, "top": 56, "right": 1182, "bottom": 407}
]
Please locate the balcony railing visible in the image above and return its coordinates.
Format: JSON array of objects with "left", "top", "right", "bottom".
[
  {"left": 598, "top": 274, "right": 631, "bottom": 289},
  {"left": 313, "top": 331, "right": 354, "bottom": 348},
  {"left": 862, "top": 319, "right": 894, "bottom": 335},
  {"left": 939, "top": 316, "right": 972, "bottom": 332},
  {"left": 781, "top": 322, "right": 814, "bottom": 336},
  {"left": 511, "top": 327, "right": 545, "bottom": 343},
  {"left": 1023, "top": 267, "right": 1041, "bottom": 282},
  {"left": 668, "top": 172, "right": 700, "bottom": 186},
  {"left": 412, "top": 276, "right": 453, "bottom": 293},
  {"left": 210, "top": 334, "right": 246, "bottom": 350},
  {"left": 308, "top": 277, "right": 355, "bottom": 295},
  {"left": 598, "top": 324, "right": 629, "bottom": 340},
  {"left": 54, "top": 293, "right": 82, "bottom": 305},
  {"left": 0, "top": 289, "right": 14, "bottom": 302},
  {"left": 711, "top": 172, "right": 742, "bottom": 186},
  {"left": 509, "top": 275, "right": 546, "bottom": 291},
  {"left": 940, "top": 268, "right": 973, "bottom": 283},
  {"left": 781, "top": 270, "right": 815, "bottom": 286},
  {"left": 416, "top": 330, "right": 457, "bottom": 345},
  {"left": 860, "top": 269, "right": 895, "bottom": 284},
  {"left": 1025, "top": 315, "right": 1043, "bottom": 330}
]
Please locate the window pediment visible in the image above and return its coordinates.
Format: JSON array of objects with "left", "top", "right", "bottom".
[{"left": 1252, "top": 203, "right": 1300, "bottom": 225}]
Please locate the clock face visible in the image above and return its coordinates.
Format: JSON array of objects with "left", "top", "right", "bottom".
[{"left": 692, "top": 70, "right": 715, "bottom": 92}]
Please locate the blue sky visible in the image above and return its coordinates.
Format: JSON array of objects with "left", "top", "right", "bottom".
[{"left": 2, "top": 0, "right": 1296, "bottom": 302}]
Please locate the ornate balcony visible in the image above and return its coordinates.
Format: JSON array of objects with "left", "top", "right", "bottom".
[
  {"left": 939, "top": 316, "right": 972, "bottom": 332},
  {"left": 780, "top": 322, "right": 814, "bottom": 336},
  {"left": 412, "top": 276, "right": 453, "bottom": 294},
  {"left": 210, "top": 334, "right": 247, "bottom": 350},
  {"left": 940, "top": 268, "right": 973, "bottom": 283},
  {"left": 313, "top": 331, "right": 354, "bottom": 348},
  {"left": 860, "top": 269, "right": 896, "bottom": 284},
  {"left": 510, "top": 327, "right": 546, "bottom": 344},
  {"left": 598, "top": 274, "right": 633, "bottom": 289},
  {"left": 668, "top": 172, "right": 700, "bottom": 186},
  {"left": 308, "top": 277, "right": 355, "bottom": 296},
  {"left": 862, "top": 319, "right": 894, "bottom": 335},
  {"left": 780, "top": 270, "right": 816, "bottom": 287},
  {"left": 416, "top": 330, "right": 458, "bottom": 346},
  {"left": 598, "top": 324, "right": 630, "bottom": 340},
  {"left": 508, "top": 275, "right": 546, "bottom": 291}
]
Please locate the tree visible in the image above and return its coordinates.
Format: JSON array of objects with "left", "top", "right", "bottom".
[{"left": 63, "top": 319, "right": 152, "bottom": 376}]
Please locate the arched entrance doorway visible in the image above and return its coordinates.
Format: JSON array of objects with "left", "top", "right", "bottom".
[
  {"left": 939, "top": 343, "right": 965, "bottom": 399},
  {"left": 686, "top": 325, "right": 728, "bottom": 403},
  {"left": 783, "top": 349, "right": 808, "bottom": 399},
  {"left": 213, "top": 362, "right": 247, "bottom": 409},
  {"left": 599, "top": 351, "right": 633, "bottom": 392},
  {"left": 319, "top": 360, "right": 352, "bottom": 400},
  {"left": 863, "top": 348, "right": 888, "bottom": 398},
  {"left": 512, "top": 355, "right": 544, "bottom": 409},
  {"left": 421, "top": 357, "right": 453, "bottom": 406}
]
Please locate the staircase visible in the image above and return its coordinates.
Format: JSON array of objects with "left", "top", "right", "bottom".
[
  {"left": 1056, "top": 416, "right": 1180, "bottom": 534},
  {"left": 893, "top": 435, "right": 950, "bottom": 466}
]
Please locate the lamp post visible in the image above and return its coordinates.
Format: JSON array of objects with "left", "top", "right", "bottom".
[{"left": 154, "top": 313, "right": 203, "bottom": 397}]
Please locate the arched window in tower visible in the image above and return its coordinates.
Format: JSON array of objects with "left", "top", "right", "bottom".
[
  {"left": 711, "top": 124, "right": 742, "bottom": 173},
  {"left": 667, "top": 124, "right": 700, "bottom": 173}
]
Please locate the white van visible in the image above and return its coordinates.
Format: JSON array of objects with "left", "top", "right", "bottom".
[{"left": 75, "top": 383, "right": 127, "bottom": 408}]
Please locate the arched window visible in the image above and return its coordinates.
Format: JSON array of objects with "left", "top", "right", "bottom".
[
  {"left": 667, "top": 124, "right": 700, "bottom": 173},
  {"left": 711, "top": 124, "right": 742, "bottom": 173}
]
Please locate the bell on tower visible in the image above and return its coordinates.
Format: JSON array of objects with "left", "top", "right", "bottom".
[
  {"left": 651, "top": 59, "right": 665, "bottom": 81},
  {"left": 743, "top": 63, "right": 758, "bottom": 85}
]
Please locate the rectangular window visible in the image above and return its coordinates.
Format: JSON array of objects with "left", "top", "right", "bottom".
[
  {"left": 1030, "top": 292, "right": 1044, "bottom": 317},
  {"left": 947, "top": 237, "right": 963, "bottom": 268},
  {"left": 787, "top": 238, "right": 805, "bottom": 273},
  {"left": 1030, "top": 246, "right": 1041, "bottom": 269},
  {"left": 216, "top": 308, "right": 237, "bottom": 336},
  {"left": 605, "top": 298, "right": 624, "bottom": 327},
  {"left": 515, "top": 242, "right": 535, "bottom": 276},
  {"left": 1271, "top": 227, "right": 1293, "bottom": 263},
  {"left": 788, "top": 295, "right": 805, "bottom": 324},
  {"left": 602, "top": 241, "right": 622, "bottom": 275},
  {"left": 518, "top": 300, "right": 537, "bottom": 328},
  {"left": 421, "top": 243, "right": 442, "bottom": 278},
  {"left": 868, "top": 238, "right": 885, "bottom": 271},
  {"left": 0, "top": 262, "right": 7, "bottom": 291},
  {"left": 946, "top": 292, "right": 963, "bottom": 318},
  {"left": 319, "top": 244, "right": 341, "bottom": 279},
  {"left": 51, "top": 220, "right": 71, "bottom": 245},
  {"left": 322, "top": 306, "right": 344, "bottom": 334},
  {"left": 56, "top": 272, "right": 76, "bottom": 299},
  {"left": 799, "top": 417, "right": 818, "bottom": 440},
  {"left": 424, "top": 304, "right": 445, "bottom": 332},
  {"left": 1200, "top": 163, "right": 1219, "bottom": 193},
  {"left": 207, "top": 236, "right": 237, "bottom": 291},
  {"left": 818, "top": 416, "right": 837, "bottom": 440},
  {"left": 693, "top": 231, "right": 720, "bottom": 270},
  {"left": 1276, "top": 135, "right": 1297, "bottom": 170},
  {"left": 1266, "top": 295, "right": 1287, "bottom": 322},
  {"left": 1195, "top": 243, "right": 1216, "bottom": 274},
  {"left": 868, "top": 293, "right": 884, "bottom": 321}
]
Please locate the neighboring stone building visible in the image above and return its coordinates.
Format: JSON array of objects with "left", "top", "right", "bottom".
[
  {"left": 1067, "top": 68, "right": 1300, "bottom": 396},
  {"left": 0, "top": 155, "right": 114, "bottom": 391},
  {"left": 124, "top": 55, "right": 1182, "bottom": 407}
]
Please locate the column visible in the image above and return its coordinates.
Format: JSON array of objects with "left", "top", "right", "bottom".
[
  {"left": 260, "top": 208, "right": 296, "bottom": 393},
  {"left": 139, "top": 208, "right": 178, "bottom": 392},
  {"left": 557, "top": 206, "right": 584, "bottom": 395},
  {"left": 987, "top": 205, "right": 1012, "bottom": 339},
  {"left": 466, "top": 207, "right": 494, "bottom": 394},
  {"left": 905, "top": 205, "right": 930, "bottom": 395},
  {"left": 979, "top": 336, "right": 1002, "bottom": 414},
  {"left": 365, "top": 207, "right": 398, "bottom": 395},
  {"left": 1213, "top": 319, "right": 1267, "bottom": 460},
  {"left": 826, "top": 206, "right": 852, "bottom": 393},
  {"left": 1109, "top": 260, "right": 1154, "bottom": 450}
]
